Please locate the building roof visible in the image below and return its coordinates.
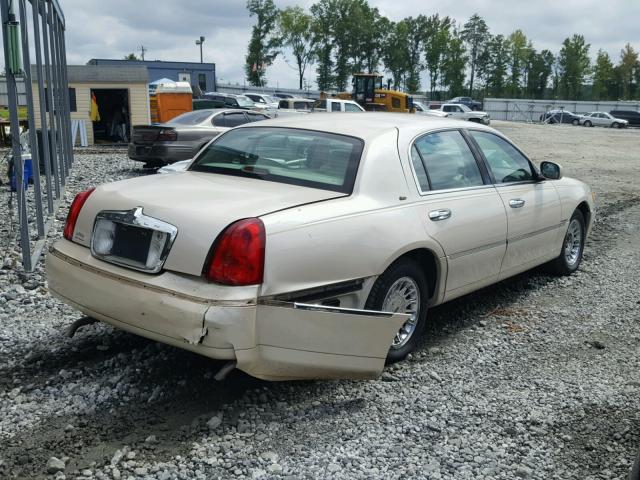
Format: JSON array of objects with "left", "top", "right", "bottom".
[
  {"left": 30, "top": 64, "right": 149, "bottom": 84},
  {"left": 88, "top": 59, "right": 215, "bottom": 70}
]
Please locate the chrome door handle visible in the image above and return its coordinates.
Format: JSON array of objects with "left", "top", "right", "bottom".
[
  {"left": 429, "top": 209, "right": 451, "bottom": 221},
  {"left": 509, "top": 198, "right": 525, "bottom": 208}
]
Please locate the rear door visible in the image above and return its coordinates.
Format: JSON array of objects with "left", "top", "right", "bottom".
[
  {"left": 468, "top": 130, "right": 562, "bottom": 278},
  {"left": 407, "top": 129, "right": 508, "bottom": 298},
  {"left": 231, "top": 302, "right": 408, "bottom": 381}
]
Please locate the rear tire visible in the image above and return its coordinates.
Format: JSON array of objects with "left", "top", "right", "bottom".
[
  {"left": 365, "top": 258, "right": 430, "bottom": 363},
  {"left": 572, "top": 119, "right": 579, "bottom": 126},
  {"left": 549, "top": 210, "right": 585, "bottom": 276}
]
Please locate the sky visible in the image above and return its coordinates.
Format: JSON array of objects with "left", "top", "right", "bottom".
[{"left": 55, "top": 0, "right": 640, "bottom": 90}]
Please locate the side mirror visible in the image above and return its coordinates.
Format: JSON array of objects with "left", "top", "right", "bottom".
[{"left": 540, "top": 161, "right": 563, "bottom": 180}]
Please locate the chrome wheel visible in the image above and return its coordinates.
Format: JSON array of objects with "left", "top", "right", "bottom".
[
  {"left": 564, "top": 219, "right": 583, "bottom": 266},
  {"left": 382, "top": 277, "right": 420, "bottom": 349}
]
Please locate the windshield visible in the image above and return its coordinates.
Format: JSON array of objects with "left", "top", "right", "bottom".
[
  {"left": 235, "top": 95, "right": 256, "bottom": 107},
  {"left": 459, "top": 104, "right": 472, "bottom": 112},
  {"left": 190, "top": 127, "right": 364, "bottom": 193},
  {"left": 166, "top": 110, "right": 212, "bottom": 125}
]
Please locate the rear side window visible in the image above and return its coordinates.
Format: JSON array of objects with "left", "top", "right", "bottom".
[
  {"left": 331, "top": 102, "right": 341, "bottom": 112},
  {"left": 410, "top": 145, "right": 430, "bottom": 192},
  {"left": 190, "top": 127, "right": 364, "bottom": 193},
  {"left": 279, "top": 100, "right": 288, "bottom": 108},
  {"left": 223, "top": 112, "right": 248, "bottom": 127},
  {"left": 413, "top": 130, "right": 484, "bottom": 191},
  {"left": 469, "top": 131, "right": 533, "bottom": 183},
  {"left": 293, "top": 101, "right": 312, "bottom": 110},
  {"left": 246, "top": 113, "right": 269, "bottom": 122}
]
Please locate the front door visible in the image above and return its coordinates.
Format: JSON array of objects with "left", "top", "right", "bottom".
[
  {"left": 408, "top": 130, "right": 508, "bottom": 299},
  {"left": 467, "top": 130, "right": 562, "bottom": 278}
]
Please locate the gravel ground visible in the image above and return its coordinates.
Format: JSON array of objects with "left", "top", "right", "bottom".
[{"left": 0, "top": 122, "right": 639, "bottom": 479}]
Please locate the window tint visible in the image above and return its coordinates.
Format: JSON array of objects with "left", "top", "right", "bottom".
[
  {"left": 470, "top": 131, "right": 533, "bottom": 183},
  {"left": 279, "top": 100, "right": 288, "bottom": 108},
  {"left": 190, "top": 127, "right": 364, "bottom": 193},
  {"left": 167, "top": 110, "right": 213, "bottom": 125},
  {"left": 223, "top": 112, "right": 248, "bottom": 127},
  {"left": 410, "top": 145, "right": 430, "bottom": 192},
  {"left": 331, "top": 102, "right": 341, "bottom": 112},
  {"left": 442, "top": 105, "right": 453, "bottom": 112},
  {"left": 246, "top": 113, "right": 269, "bottom": 122},
  {"left": 345, "top": 103, "right": 361, "bottom": 112},
  {"left": 314, "top": 99, "right": 326, "bottom": 109},
  {"left": 294, "top": 101, "right": 312, "bottom": 110},
  {"left": 414, "top": 131, "right": 483, "bottom": 191},
  {"left": 212, "top": 114, "right": 226, "bottom": 127}
]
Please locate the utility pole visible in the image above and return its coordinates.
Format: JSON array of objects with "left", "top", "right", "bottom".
[
  {"left": 138, "top": 45, "right": 146, "bottom": 61},
  {"left": 195, "top": 36, "right": 205, "bottom": 63}
]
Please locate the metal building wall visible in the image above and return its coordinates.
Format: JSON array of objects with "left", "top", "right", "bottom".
[{"left": 484, "top": 97, "right": 640, "bottom": 122}]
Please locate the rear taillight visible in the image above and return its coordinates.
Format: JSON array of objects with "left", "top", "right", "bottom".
[
  {"left": 63, "top": 188, "right": 95, "bottom": 241},
  {"left": 157, "top": 129, "right": 177, "bottom": 141},
  {"left": 205, "top": 218, "right": 265, "bottom": 286}
]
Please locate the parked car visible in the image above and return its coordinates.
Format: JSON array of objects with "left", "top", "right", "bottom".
[
  {"left": 128, "top": 109, "right": 270, "bottom": 168},
  {"left": 244, "top": 93, "right": 280, "bottom": 110},
  {"left": 313, "top": 98, "right": 365, "bottom": 112},
  {"left": 278, "top": 98, "right": 315, "bottom": 110},
  {"left": 439, "top": 103, "right": 490, "bottom": 124},
  {"left": 192, "top": 99, "right": 224, "bottom": 110},
  {"left": 49, "top": 113, "right": 594, "bottom": 381},
  {"left": 448, "top": 96, "right": 483, "bottom": 111},
  {"left": 540, "top": 110, "right": 580, "bottom": 125},
  {"left": 609, "top": 109, "right": 640, "bottom": 126},
  {"left": 202, "top": 92, "right": 257, "bottom": 110},
  {"left": 579, "top": 111, "right": 628, "bottom": 128},
  {"left": 414, "top": 101, "right": 449, "bottom": 118},
  {"left": 273, "top": 93, "right": 295, "bottom": 99}
]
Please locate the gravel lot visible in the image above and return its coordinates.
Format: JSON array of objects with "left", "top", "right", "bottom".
[{"left": 0, "top": 122, "right": 639, "bottom": 479}]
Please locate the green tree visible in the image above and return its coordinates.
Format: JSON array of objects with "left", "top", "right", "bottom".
[
  {"left": 123, "top": 53, "right": 138, "bottom": 60},
  {"left": 441, "top": 26, "right": 468, "bottom": 97},
  {"left": 619, "top": 43, "right": 638, "bottom": 99},
  {"left": 506, "top": 30, "right": 529, "bottom": 96},
  {"left": 404, "top": 16, "right": 425, "bottom": 92},
  {"left": 382, "top": 20, "right": 411, "bottom": 89},
  {"left": 423, "top": 14, "right": 451, "bottom": 99},
  {"left": 350, "top": 2, "right": 386, "bottom": 74},
  {"left": 558, "top": 34, "right": 590, "bottom": 99},
  {"left": 525, "top": 49, "right": 554, "bottom": 99},
  {"left": 592, "top": 50, "right": 615, "bottom": 100},
  {"left": 279, "top": 6, "right": 315, "bottom": 89},
  {"left": 460, "top": 14, "right": 489, "bottom": 96},
  {"left": 245, "top": 0, "right": 281, "bottom": 86},
  {"left": 310, "top": 0, "right": 335, "bottom": 90},
  {"left": 478, "top": 34, "right": 510, "bottom": 97}
]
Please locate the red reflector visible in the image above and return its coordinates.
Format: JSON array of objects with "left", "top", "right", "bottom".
[
  {"left": 205, "top": 218, "right": 265, "bottom": 286},
  {"left": 63, "top": 188, "right": 95, "bottom": 241}
]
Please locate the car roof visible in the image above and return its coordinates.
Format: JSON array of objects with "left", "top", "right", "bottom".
[{"left": 234, "top": 112, "right": 492, "bottom": 141}]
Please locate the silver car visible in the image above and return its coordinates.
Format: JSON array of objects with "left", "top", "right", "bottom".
[{"left": 579, "top": 111, "right": 628, "bottom": 128}]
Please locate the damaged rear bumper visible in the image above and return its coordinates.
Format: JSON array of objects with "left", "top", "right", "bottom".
[{"left": 47, "top": 240, "right": 407, "bottom": 381}]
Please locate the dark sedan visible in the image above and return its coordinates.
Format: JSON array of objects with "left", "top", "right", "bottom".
[
  {"left": 540, "top": 109, "right": 580, "bottom": 125},
  {"left": 610, "top": 109, "right": 640, "bottom": 126},
  {"left": 448, "top": 96, "right": 483, "bottom": 111},
  {"left": 128, "top": 109, "right": 270, "bottom": 168}
]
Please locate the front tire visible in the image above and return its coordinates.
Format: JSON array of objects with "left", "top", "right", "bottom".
[
  {"left": 572, "top": 119, "right": 579, "bottom": 126},
  {"left": 365, "top": 258, "right": 429, "bottom": 362},
  {"left": 549, "top": 210, "right": 585, "bottom": 275},
  {"left": 584, "top": 120, "right": 592, "bottom": 127},
  {"left": 612, "top": 122, "right": 620, "bottom": 128}
]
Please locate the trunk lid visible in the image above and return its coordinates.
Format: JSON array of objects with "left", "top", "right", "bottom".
[
  {"left": 131, "top": 125, "right": 174, "bottom": 145},
  {"left": 74, "top": 171, "right": 344, "bottom": 276}
]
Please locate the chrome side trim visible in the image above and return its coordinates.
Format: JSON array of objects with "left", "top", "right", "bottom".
[
  {"left": 507, "top": 220, "right": 567, "bottom": 244},
  {"left": 90, "top": 207, "right": 178, "bottom": 274},
  {"left": 259, "top": 299, "right": 397, "bottom": 317},
  {"left": 449, "top": 240, "right": 506, "bottom": 260}
]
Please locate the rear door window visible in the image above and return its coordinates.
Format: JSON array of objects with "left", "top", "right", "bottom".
[
  {"left": 413, "top": 131, "right": 484, "bottom": 191},
  {"left": 223, "top": 112, "right": 249, "bottom": 127},
  {"left": 469, "top": 131, "right": 534, "bottom": 183},
  {"left": 331, "top": 102, "right": 342, "bottom": 112}
]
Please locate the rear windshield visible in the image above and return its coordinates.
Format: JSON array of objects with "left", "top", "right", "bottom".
[
  {"left": 167, "top": 110, "right": 212, "bottom": 125},
  {"left": 189, "top": 127, "right": 364, "bottom": 193}
]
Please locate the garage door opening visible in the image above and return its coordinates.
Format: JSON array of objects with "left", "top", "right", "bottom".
[{"left": 91, "top": 89, "right": 130, "bottom": 144}]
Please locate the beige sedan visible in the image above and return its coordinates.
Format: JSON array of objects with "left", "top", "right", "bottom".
[{"left": 47, "top": 114, "right": 595, "bottom": 381}]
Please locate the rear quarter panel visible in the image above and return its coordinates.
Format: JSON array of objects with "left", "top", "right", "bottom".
[{"left": 259, "top": 129, "right": 446, "bottom": 298}]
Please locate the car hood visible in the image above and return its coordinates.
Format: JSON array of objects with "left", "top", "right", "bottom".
[{"left": 74, "top": 172, "right": 345, "bottom": 276}]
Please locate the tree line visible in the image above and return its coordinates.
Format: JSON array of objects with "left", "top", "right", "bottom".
[{"left": 245, "top": 0, "right": 640, "bottom": 101}]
